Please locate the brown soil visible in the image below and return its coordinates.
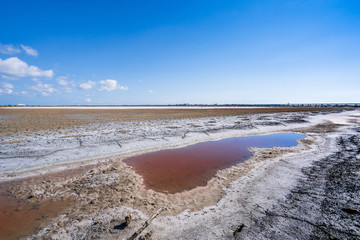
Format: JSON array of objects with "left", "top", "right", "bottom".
[
  {"left": 297, "top": 121, "right": 343, "bottom": 133},
  {"left": 0, "top": 107, "right": 343, "bottom": 136},
  {"left": 0, "top": 140, "right": 25, "bottom": 144}
]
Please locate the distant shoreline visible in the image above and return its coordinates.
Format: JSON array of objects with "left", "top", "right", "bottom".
[
  {"left": 0, "top": 106, "right": 280, "bottom": 110},
  {"left": 1, "top": 103, "right": 359, "bottom": 109}
]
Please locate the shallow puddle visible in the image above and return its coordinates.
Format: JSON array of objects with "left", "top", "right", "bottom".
[
  {"left": 0, "top": 195, "right": 72, "bottom": 240},
  {"left": 0, "top": 165, "right": 92, "bottom": 240},
  {"left": 124, "top": 133, "right": 305, "bottom": 193}
]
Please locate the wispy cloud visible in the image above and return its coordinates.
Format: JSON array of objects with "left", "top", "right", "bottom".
[
  {"left": 79, "top": 80, "right": 127, "bottom": 91},
  {"left": 85, "top": 98, "right": 91, "bottom": 103},
  {"left": 99, "top": 79, "right": 128, "bottom": 91},
  {"left": 79, "top": 80, "right": 96, "bottom": 90},
  {"left": 30, "top": 82, "right": 57, "bottom": 96},
  {"left": 57, "top": 76, "right": 69, "bottom": 86},
  {"left": 0, "top": 82, "right": 14, "bottom": 95},
  {"left": 20, "top": 44, "right": 38, "bottom": 57},
  {"left": 0, "top": 43, "right": 38, "bottom": 57},
  {"left": 0, "top": 44, "right": 21, "bottom": 55},
  {"left": 56, "top": 76, "right": 74, "bottom": 93},
  {"left": 1, "top": 74, "right": 18, "bottom": 81},
  {"left": 148, "top": 90, "right": 154, "bottom": 93},
  {"left": 14, "top": 91, "right": 35, "bottom": 97},
  {"left": 0, "top": 57, "right": 54, "bottom": 78}
]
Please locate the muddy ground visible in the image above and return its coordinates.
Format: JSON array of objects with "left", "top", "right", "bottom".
[
  {"left": 0, "top": 107, "right": 359, "bottom": 239},
  {"left": 0, "top": 107, "right": 341, "bottom": 136}
]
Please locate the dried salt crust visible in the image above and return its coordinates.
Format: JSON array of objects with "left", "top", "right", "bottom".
[{"left": 2, "top": 109, "right": 360, "bottom": 239}]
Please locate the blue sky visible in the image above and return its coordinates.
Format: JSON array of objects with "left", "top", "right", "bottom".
[{"left": 0, "top": 0, "right": 359, "bottom": 105}]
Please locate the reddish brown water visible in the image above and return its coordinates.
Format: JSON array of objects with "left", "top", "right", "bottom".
[
  {"left": 0, "top": 165, "right": 93, "bottom": 240},
  {"left": 0, "top": 195, "right": 72, "bottom": 240},
  {"left": 124, "top": 133, "right": 305, "bottom": 193}
]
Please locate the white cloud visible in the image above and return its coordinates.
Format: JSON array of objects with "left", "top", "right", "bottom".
[
  {"left": 1, "top": 74, "right": 18, "bottom": 81},
  {"left": 79, "top": 80, "right": 96, "bottom": 90},
  {"left": 30, "top": 82, "right": 57, "bottom": 96},
  {"left": 99, "top": 79, "right": 128, "bottom": 91},
  {"left": 61, "top": 86, "right": 73, "bottom": 93},
  {"left": 0, "top": 44, "right": 21, "bottom": 55},
  {"left": 0, "top": 82, "right": 14, "bottom": 95},
  {"left": 148, "top": 90, "right": 154, "bottom": 93},
  {"left": 57, "top": 76, "right": 69, "bottom": 86},
  {"left": 14, "top": 91, "right": 33, "bottom": 97},
  {"left": 80, "top": 80, "right": 128, "bottom": 91},
  {"left": 56, "top": 76, "right": 75, "bottom": 93},
  {"left": 0, "top": 43, "right": 38, "bottom": 56},
  {"left": 20, "top": 44, "right": 38, "bottom": 57},
  {"left": 0, "top": 57, "right": 54, "bottom": 78},
  {"left": 85, "top": 98, "right": 91, "bottom": 103}
]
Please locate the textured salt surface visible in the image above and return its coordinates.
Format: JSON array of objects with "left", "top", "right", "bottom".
[
  {"left": 1, "top": 108, "right": 359, "bottom": 239},
  {"left": 1, "top": 109, "right": 355, "bottom": 179},
  {"left": 150, "top": 114, "right": 360, "bottom": 240}
]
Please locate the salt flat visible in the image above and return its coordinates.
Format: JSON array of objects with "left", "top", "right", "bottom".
[
  {"left": 0, "top": 107, "right": 343, "bottom": 179},
  {"left": 0, "top": 107, "right": 359, "bottom": 239}
]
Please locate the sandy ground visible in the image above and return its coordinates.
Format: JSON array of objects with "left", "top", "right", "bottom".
[{"left": 0, "top": 107, "right": 359, "bottom": 239}]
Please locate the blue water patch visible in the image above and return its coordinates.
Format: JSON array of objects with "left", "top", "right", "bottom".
[{"left": 221, "top": 133, "right": 306, "bottom": 148}]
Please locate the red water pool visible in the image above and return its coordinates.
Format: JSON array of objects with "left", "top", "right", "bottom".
[{"left": 124, "top": 133, "right": 305, "bottom": 193}]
